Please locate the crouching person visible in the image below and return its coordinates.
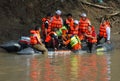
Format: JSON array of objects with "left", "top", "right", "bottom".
[
  {"left": 45, "top": 31, "right": 59, "bottom": 50},
  {"left": 30, "top": 25, "right": 48, "bottom": 55},
  {"left": 85, "top": 25, "right": 97, "bottom": 53},
  {"left": 63, "top": 34, "right": 81, "bottom": 52}
]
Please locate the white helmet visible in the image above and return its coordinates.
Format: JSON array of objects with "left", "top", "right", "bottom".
[
  {"left": 74, "top": 20, "right": 79, "bottom": 25},
  {"left": 81, "top": 13, "right": 87, "bottom": 17},
  {"left": 56, "top": 10, "right": 62, "bottom": 15}
]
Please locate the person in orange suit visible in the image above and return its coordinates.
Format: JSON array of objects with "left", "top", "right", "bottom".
[
  {"left": 69, "top": 20, "right": 79, "bottom": 35},
  {"left": 85, "top": 25, "right": 97, "bottom": 53},
  {"left": 30, "top": 25, "right": 48, "bottom": 54},
  {"left": 41, "top": 13, "right": 52, "bottom": 41},
  {"left": 63, "top": 34, "right": 81, "bottom": 51},
  {"left": 79, "top": 13, "right": 91, "bottom": 34},
  {"left": 45, "top": 29, "right": 59, "bottom": 50},
  {"left": 65, "top": 13, "right": 74, "bottom": 34},
  {"left": 97, "top": 19, "right": 111, "bottom": 44},
  {"left": 51, "top": 10, "right": 63, "bottom": 31}
]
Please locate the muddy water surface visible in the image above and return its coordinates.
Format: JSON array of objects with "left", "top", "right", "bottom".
[{"left": 0, "top": 50, "right": 119, "bottom": 81}]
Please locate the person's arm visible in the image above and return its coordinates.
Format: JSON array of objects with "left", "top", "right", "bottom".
[
  {"left": 84, "top": 33, "right": 94, "bottom": 39},
  {"left": 45, "top": 21, "right": 49, "bottom": 36},
  {"left": 61, "top": 19, "right": 63, "bottom": 25},
  {"left": 63, "top": 39, "right": 70, "bottom": 45},
  {"left": 106, "top": 26, "right": 111, "bottom": 43}
]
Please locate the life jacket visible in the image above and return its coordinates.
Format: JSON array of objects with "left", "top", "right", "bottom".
[
  {"left": 66, "top": 18, "right": 74, "bottom": 28},
  {"left": 86, "top": 30, "right": 97, "bottom": 43},
  {"left": 70, "top": 35, "right": 81, "bottom": 50},
  {"left": 42, "top": 17, "right": 51, "bottom": 34},
  {"left": 56, "top": 26, "right": 67, "bottom": 36},
  {"left": 79, "top": 18, "right": 90, "bottom": 33},
  {"left": 69, "top": 25, "right": 79, "bottom": 35},
  {"left": 30, "top": 30, "right": 40, "bottom": 45},
  {"left": 99, "top": 23, "right": 110, "bottom": 38},
  {"left": 45, "top": 32, "right": 57, "bottom": 43},
  {"left": 51, "top": 16, "right": 63, "bottom": 29}
]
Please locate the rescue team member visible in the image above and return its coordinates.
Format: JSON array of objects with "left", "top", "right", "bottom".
[
  {"left": 97, "top": 20, "right": 111, "bottom": 44},
  {"left": 78, "top": 25, "right": 95, "bottom": 42},
  {"left": 63, "top": 34, "right": 81, "bottom": 51},
  {"left": 61, "top": 25, "right": 69, "bottom": 41},
  {"left": 69, "top": 20, "right": 79, "bottom": 35},
  {"left": 56, "top": 25, "right": 68, "bottom": 37},
  {"left": 79, "top": 13, "right": 91, "bottom": 34},
  {"left": 58, "top": 25, "right": 69, "bottom": 48},
  {"left": 45, "top": 29, "right": 59, "bottom": 50},
  {"left": 45, "top": 25, "right": 68, "bottom": 49},
  {"left": 51, "top": 10, "right": 63, "bottom": 31},
  {"left": 30, "top": 26, "right": 48, "bottom": 54},
  {"left": 41, "top": 13, "right": 52, "bottom": 41},
  {"left": 85, "top": 26, "right": 97, "bottom": 53},
  {"left": 65, "top": 13, "right": 74, "bottom": 33}
]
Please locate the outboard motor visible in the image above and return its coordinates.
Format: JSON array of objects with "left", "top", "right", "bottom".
[{"left": 18, "top": 36, "right": 30, "bottom": 49}]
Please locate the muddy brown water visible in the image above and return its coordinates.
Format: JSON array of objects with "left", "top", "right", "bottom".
[{"left": 0, "top": 50, "right": 120, "bottom": 81}]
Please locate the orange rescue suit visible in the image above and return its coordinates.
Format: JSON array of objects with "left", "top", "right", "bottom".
[
  {"left": 85, "top": 30, "right": 97, "bottom": 43},
  {"left": 51, "top": 16, "right": 63, "bottom": 29},
  {"left": 69, "top": 25, "right": 79, "bottom": 35},
  {"left": 65, "top": 18, "right": 74, "bottom": 28},
  {"left": 45, "top": 32, "right": 57, "bottom": 43},
  {"left": 99, "top": 23, "right": 110, "bottom": 38},
  {"left": 79, "top": 18, "right": 90, "bottom": 33},
  {"left": 42, "top": 17, "right": 51, "bottom": 34},
  {"left": 30, "top": 30, "right": 41, "bottom": 45}
]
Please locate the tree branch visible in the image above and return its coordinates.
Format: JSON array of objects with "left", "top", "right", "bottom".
[{"left": 80, "top": 1, "right": 112, "bottom": 9}]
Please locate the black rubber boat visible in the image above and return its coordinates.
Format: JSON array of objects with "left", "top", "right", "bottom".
[{"left": 0, "top": 36, "right": 113, "bottom": 55}]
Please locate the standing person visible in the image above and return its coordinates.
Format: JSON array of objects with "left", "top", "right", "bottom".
[
  {"left": 65, "top": 13, "right": 74, "bottom": 33},
  {"left": 85, "top": 25, "right": 97, "bottom": 53},
  {"left": 97, "top": 19, "right": 111, "bottom": 44},
  {"left": 79, "top": 13, "right": 91, "bottom": 35},
  {"left": 30, "top": 25, "right": 48, "bottom": 55},
  {"left": 69, "top": 20, "right": 79, "bottom": 35},
  {"left": 51, "top": 10, "right": 63, "bottom": 31},
  {"left": 41, "top": 13, "right": 52, "bottom": 41}
]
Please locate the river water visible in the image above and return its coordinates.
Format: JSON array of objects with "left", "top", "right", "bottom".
[{"left": 0, "top": 50, "right": 120, "bottom": 81}]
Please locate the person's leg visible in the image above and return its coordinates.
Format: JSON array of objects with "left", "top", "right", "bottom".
[
  {"left": 87, "top": 42, "right": 91, "bottom": 53},
  {"left": 89, "top": 43, "right": 93, "bottom": 53},
  {"left": 41, "top": 44, "right": 48, "bottom": 54},
  {"left": 87, "top": 42, "right": 96, "bottom": 53},
  {"left": 87, "top": 42, "right": 93, "bottom": 53},
  {"left": 97, "top": 35, "right": 103, "bottom": 45},
  {"left": 33, "top": 44, "right": 48, "bottom": 54},
  {"left": 105, "top": 37, "right": 107, "bottom": 42},
  {"left": 51, "top": 38, "right": 56, "bottom": 50},
  {"left": 92, "top": 43, "right": 96, "bottom": 52}
]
